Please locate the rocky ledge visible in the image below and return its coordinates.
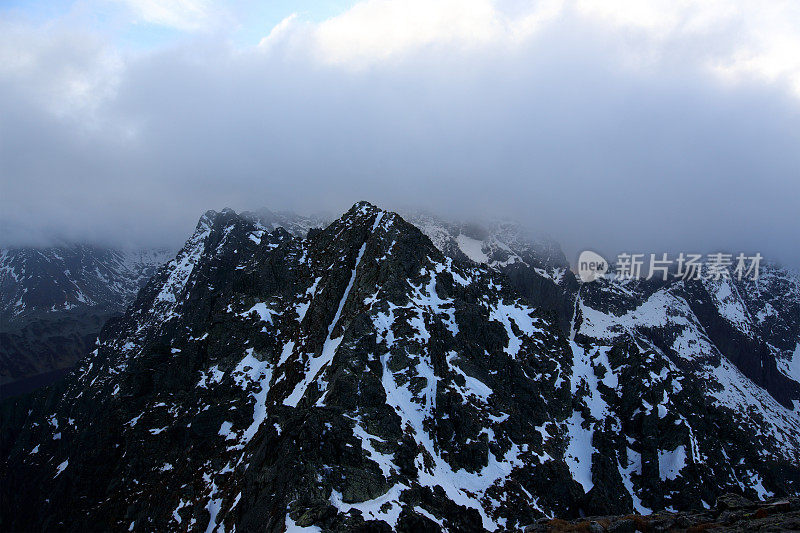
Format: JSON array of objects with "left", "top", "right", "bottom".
[{"left": 525, "top": 493, "right": 800, "bottom": 532}]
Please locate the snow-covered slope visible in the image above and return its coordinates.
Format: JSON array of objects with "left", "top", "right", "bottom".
[
  {"left": 240, "top": 207, "right": 329, "bottom": 237},
  {"left": 571, "top": 274, "right": 800, "bottom": 512},
  {"left": 2, "top": 203, "right": 798, "bottom": 533},
  {"left": 405, "top": 213, "right": 568, "bottom": 276},
  {"left": 405, "top": 212, "right": 578, "bottom": 334}
]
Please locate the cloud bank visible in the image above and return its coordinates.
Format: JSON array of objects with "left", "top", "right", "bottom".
[{"left": 1, "top": 0, "right": 799, "bottom": 266}]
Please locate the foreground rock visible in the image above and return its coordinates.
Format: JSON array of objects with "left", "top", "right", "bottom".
[{"left": 526, "top": 493, "right": 800, "bottom": 532}]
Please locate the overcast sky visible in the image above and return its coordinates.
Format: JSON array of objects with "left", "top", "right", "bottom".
[{"left": 1, "top": 0, "right": 799, "bottom": 266}]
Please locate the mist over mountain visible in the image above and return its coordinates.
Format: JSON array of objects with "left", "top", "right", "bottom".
[{"left": 2, "top": 2, "right": 800, "bottom": 266}]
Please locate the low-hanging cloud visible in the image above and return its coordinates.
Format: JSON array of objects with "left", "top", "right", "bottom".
[{"left": 1, "top": 0, "right": 799, "bottom": 267}]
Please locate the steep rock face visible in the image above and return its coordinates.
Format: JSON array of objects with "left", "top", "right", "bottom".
[
  {"left": 737, "top": 267, "right": 800, "bottom": 367},
  {"left": 690, "top": 273, "right": 800, "bottom": 407},
  {"left": 1, "top": 203, "right": 798, "bottom": 532},
  {"left": 572, "top": 274, "right": 800, "bottom": 514},
  {"left": 0, "top": 246, "right": 172, "bottom": 385},
  {"left": 574, "top": 269, "right": 800, "bottom": 410}
]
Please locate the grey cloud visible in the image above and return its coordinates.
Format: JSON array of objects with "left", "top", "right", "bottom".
[{"left": 1, "top": 16, "right": 799, "bottom": 267}]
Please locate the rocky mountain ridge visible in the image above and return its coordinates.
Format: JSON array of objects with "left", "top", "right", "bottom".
[
  {"left": 0, "top": 209, "right": 325, "bottom": 392},
  {"left": 1, "top": 202, "right": 798, "bottom": 532}
]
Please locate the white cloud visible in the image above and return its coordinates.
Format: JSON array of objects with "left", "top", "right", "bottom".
[
  {"left": 116, "top": 0, "right": 216, "bottom": 31},
  {"left": 313, "top": 0, "right": 507, "bottom": 64},
  {"left": 259, "top": 0, "right": 564, "bottom": 67},
  {"left": 258, "top": 0, "right": 800, "bottom": 97},
  {"left": 709, "top": 3, "right": 800, "bottom": 97},
  {"left": 574, "top": 0, "right": 800, "bottom": 97},
  {"left": 0, "top": 20, "right": 122, "bottom": 118},
  {"left": 257, "top": 12, "right": 300, "bottom": 52}
]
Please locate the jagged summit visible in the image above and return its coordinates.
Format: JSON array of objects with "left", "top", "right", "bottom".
[{"left": 1, "top": 203, "right": 798, "bottom": 532}]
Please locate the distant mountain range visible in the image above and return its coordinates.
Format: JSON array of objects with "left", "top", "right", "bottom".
[
  {"left": 1, "top": 202, "right": 798, "bottom": 531},
  {"left": 0, "top": 245, "right": 173, "bottom": 391}
]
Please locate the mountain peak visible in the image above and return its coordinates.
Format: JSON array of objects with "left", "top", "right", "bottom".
[{"left": 350, "top": 199, "right": 380, "bottom": 212}]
